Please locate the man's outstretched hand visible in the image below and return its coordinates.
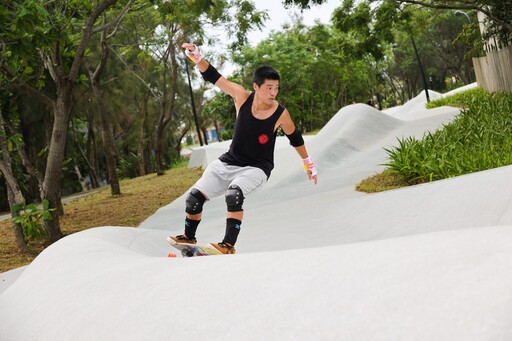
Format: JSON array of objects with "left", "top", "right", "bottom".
[{"left": 182, "top": 43, "right": 201, "bottom": 63}]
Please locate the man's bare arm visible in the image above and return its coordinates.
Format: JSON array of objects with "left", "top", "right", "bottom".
[
  {"left": 182, "top": 43, "right": 249, "bottom": 109},
  {"left": 279, "top": 109, "right": 318, "bottom": 184}
]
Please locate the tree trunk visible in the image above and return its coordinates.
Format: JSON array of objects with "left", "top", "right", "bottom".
[
  {"left": 154, "top": 38, "right": 179, "bottom": 176},
  {"left": 89, "top": 38, "right": 121, "bottom": 196},
  {"left": 100, "top": 116, "right": 121, "bottom": 195},
  {"left": 0, "top": 112, "right": 27, "bottom": 252},
  {"left": 7, "top": 188, "right": 26, "bottom": 253},
  {"left": 3, "top": 116, "right": 45, "bottom": 192},
  {"left": 154, "top": 122, "right": 166, "bottom": 176},
  {"left": 214, "top": 120, "right": 222, "bottom": 142},
  {"left": 200, "top": 126, "right": 209, "bottom": 145},
  {"left": 72, "top": 118, "right": 100, "bottom": 188},
  {"left": 175, "top": 124, "right": 190, "bottom": 157},
  {"left": 91, "top": 81, "right": 121, "bottom": 195},
  {"left": 41, "top": 84, "right": 72, "bottom": 242},
  {"left": 86, "top": 117, "right": 101, "bottom": 188},
  {"left": 137, "top": 91, "right": 151, "bottom": 176},
  {"left": 74, "top": 164, "right": 89, "bottom": 192}
]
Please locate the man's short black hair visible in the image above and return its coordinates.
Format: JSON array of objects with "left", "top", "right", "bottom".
[{"left": 252, "top": 65, "right": 280, "bottom": 86}]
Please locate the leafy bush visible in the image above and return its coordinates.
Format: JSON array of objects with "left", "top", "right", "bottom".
[
  {"left": 385, "top": 88, "right": 512, "bottom": 183},
  {"left": 222, "top": 129, "right": 233, "bottom": 140},
  {"left": 12, "top": 199, "right": 55, "bottom": 242}
]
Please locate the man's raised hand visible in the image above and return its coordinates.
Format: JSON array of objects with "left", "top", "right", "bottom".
[{"left": 182, "top": 43, "right": 202, "bottom": 63}]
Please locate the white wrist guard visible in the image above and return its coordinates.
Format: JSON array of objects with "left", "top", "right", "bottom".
[
  {"left": 302, "top": 156, "right": 318, "bottom": 177},
  {"left": 185, "top": 44, "right": 202, "bottom": 63}
]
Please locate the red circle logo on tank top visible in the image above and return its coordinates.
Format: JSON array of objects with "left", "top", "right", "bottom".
[{"left": 258, "top": 134, "right": 269, "bottom": 144}]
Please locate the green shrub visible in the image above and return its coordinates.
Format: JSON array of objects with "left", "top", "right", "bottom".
[
  {"left": 12, "top": 199, "right": 55, "bottom": 242},
  {"left": 385, "top": 88, "right": 512, "bottom": 182},
  {"left": 222, "top": 129, "right": 233, "bottom": 140}
]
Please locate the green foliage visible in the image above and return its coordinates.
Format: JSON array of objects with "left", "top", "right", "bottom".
[
  {"left": 202, "top": 91, "right": 236, "bottom": 132},
  {"left": 479, "top": 0, "right": 512, "bottom": 45},
  {"left": 379, "top": 5, "right": 478, "bottom": 104},
  {"left": 232, "top": 21, "right": 373, "bottom": 131},
  {"left": 117, "top": 152, "right": 140, "bottom": 179},
  {"left": 384, "top": 88, "right": 512, "bottom": 183},
  {"left": 332, "top": 0, "right": 396, "bottom": 60},
  {"left": 425, "top": 88, "right": 483, "bottom": 109},
  {"left": 186, "top": 135, "right": 194, "bottom": 146},
  {"left": 12, "top": 200, "right": 54, "bottom": 242},
  {"left": 285, "top": 0, "right": 512, "bottom": 46},
  {"left": 222, "top": 129, "right": 234, "bottom": 140},
  {"left": 229, "top": 0, "right": 269, "bottom": 49},
  {"left": 170, "top": 156, "right": 189, "bottom": 169},
  {"left": 0, "top": 0, "right": 52, "bottom": 87}
]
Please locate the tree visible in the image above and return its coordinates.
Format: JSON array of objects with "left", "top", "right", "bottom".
[
  {"left": 232, "top": 19, "right": 374, "bottom": 130},
  {"left": 0, "top": 100, "right": 27, "bottom": 252},
  {"left": 202, "top": 91, "right": 236, "bottom": 142},
  {"left": 85, "top": 1, "right": 136, "bottom": 195},
  {"left": 283, "top": 0, "right": 512, "bottom": 46},
  {"left": 0, "top": 0, "right": 131, "bottom": 243},
  {"left": 393, "top": 0, "right": 512, "bottom": 44},
  {"left": 320, "top": 0, "right": 481, "bottom": 101},
  {"left": 149, "top": 0, "right": 267, "bottom": 175},
  {"left": 105, "top": 6, "right": 162, "bottom": 177},
  {"left": 378, "top": 6, "right": 477, "bottom": 102}
]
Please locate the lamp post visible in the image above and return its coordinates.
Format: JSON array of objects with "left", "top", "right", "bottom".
[
  {"left": 394, "top": 40, "right": 430, "bottom": 103},
  {"left": 184, "top": 58, "right": 204, "bottom": 146},
  {"left": 410, "top": 36, "right": 430, "bottom": 102}
]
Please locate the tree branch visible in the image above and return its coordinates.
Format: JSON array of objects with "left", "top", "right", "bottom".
[
  {"left": 397, "top": 0, "right": 512, "bottom": 32},
  {"left": 91, "top": 17, "right": 110, "bottom": 84},
  {"left": 39, "top": 49, "right": 59, "bottom": 84},
  {"left": 0, "top": 64, "right": 55, "bottom": 108},
  {"left": 68, "top": 0, "right": 118, "bottom": 80},
  {"left": 108, "top": 46, "right": 160, "bottom": 98},
  {"left": 93, "top": 0, "right": 137, "bottom": 36}
]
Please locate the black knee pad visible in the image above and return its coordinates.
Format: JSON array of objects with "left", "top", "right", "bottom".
[
  {"left": 225, "top": 185, "right": 244, "bottom": 212},
  {"left": 185, "top": 188, "right": 206, "bottom": 214}
]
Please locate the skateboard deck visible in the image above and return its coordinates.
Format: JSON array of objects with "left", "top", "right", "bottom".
[{"left": 168, "top": 242, "right": 222, "bottom": 257}]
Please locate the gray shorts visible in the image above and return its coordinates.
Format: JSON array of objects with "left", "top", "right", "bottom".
[{"left": 192, "top": 159, "right": 267, "bottom": 200}]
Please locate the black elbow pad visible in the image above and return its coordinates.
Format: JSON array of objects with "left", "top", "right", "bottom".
[{"left": 286, "top": 127, "right": 304, "bottom": 147}]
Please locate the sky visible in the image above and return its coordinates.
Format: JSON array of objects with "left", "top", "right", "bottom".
[
  {"left": 246, "top": 0, "right": 341, "bottom": 45},
  {"left": 207, "top": 0, "right": 341, "bottom": 75}
]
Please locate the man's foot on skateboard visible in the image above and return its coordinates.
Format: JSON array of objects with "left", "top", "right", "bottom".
[
  {"left": 168, "top": 234, "right": 197, "bottom": 244},
  {"left": 210, "top": 242, "right": 236, "bottom": 254}
]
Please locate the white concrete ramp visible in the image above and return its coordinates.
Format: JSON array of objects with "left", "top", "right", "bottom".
[{"left": 2, "top": 85, "right": 512, "bottom": 341}]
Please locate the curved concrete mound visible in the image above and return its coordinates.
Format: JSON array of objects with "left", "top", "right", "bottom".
[{"left": 3, "top": 85, "right": 512, "bottom": 341}]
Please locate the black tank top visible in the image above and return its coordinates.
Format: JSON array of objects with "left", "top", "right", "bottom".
[{"left": 219, "top": 92, "right": 285, "bottom": 178}]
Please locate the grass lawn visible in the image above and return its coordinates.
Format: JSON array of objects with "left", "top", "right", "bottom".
[{"left": 0, "top": 165, "right": 203, "bottom": 273}]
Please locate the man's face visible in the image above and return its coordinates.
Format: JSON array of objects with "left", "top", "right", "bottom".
[{"left": 254, "top": 79, "right": 279, "bottom": 104}]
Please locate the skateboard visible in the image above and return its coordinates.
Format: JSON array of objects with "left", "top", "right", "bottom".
[{"left": 168, "top": 242, "right": 222, "bottom": 257}]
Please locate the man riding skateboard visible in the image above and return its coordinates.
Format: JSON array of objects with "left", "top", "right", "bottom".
[{"left": 169, "top": 43, "right": 318, "bottom": 254}]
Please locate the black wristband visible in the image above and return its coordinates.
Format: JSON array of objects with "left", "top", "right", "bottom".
[
  {"left": 201, "top": 64, "right": 222, "bottom": 85},
  {"left": 286, "top": 127, "right": 305, "bottom": 147}
]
